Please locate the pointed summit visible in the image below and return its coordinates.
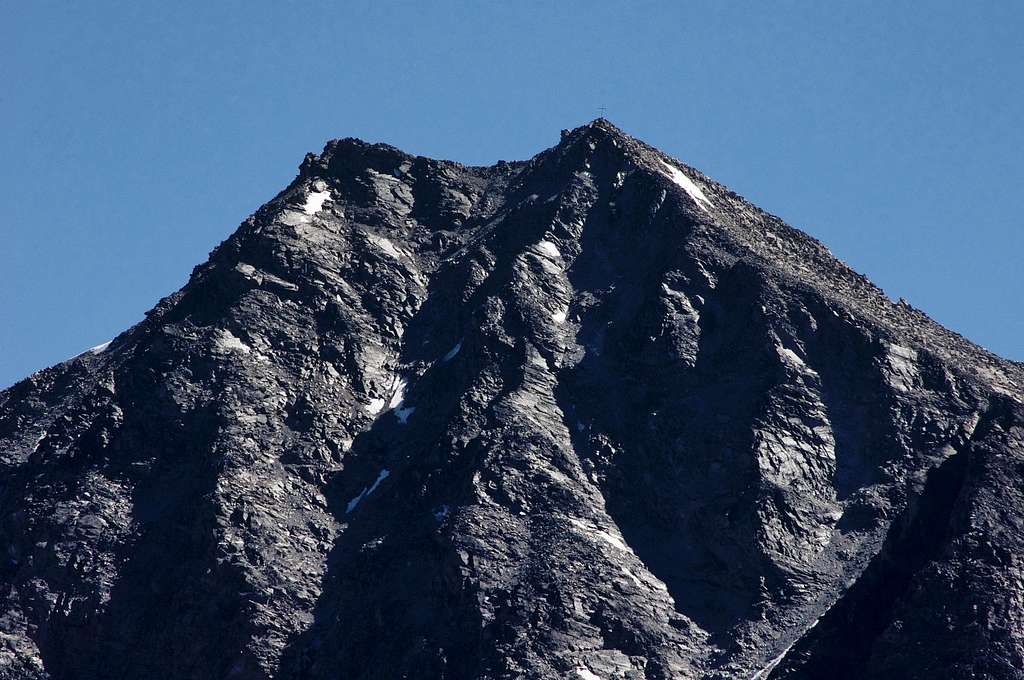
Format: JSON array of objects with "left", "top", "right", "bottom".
[
  {"left": 2, "top": 124, "right": 1023, "bottom": 680},
  {"left": 562, "top": 116, "right": 628, "bottom": 139}
]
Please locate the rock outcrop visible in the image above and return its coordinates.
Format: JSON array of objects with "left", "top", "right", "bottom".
[{"left": 2, "top": 120, "right": 1022, "bottom": 679}]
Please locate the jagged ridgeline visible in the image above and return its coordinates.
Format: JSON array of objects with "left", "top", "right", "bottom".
[{"left": 2, "top": 120, "right": 1023, "bottom": 680}]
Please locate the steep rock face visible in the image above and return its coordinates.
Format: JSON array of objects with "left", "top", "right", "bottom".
[{"left": 2, "top": 120, "right": 1023, "bottom": 679}]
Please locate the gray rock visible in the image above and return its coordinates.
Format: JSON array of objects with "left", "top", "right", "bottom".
[{"left": 1, "top": 119, "right": 1022, "bottom": 679}]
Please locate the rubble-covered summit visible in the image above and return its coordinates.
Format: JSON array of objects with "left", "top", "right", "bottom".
[{"left": 2, "top": 121, "right": 1023, "bottom": 679}]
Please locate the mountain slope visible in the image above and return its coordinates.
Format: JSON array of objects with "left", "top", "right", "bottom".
[{"left": 2, "top": 120, "right": 1023, "bottom": 679}]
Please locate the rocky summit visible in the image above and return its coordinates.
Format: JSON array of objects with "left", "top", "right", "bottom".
[{"left": 2, "top": 120, "right": 1024, "bottom": 680}]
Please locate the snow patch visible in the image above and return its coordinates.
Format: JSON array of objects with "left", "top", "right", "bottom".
[
  {"left": 346, "top": 468, "right": 390, "bottom": 513},
  {"left": 576, "top": 667, "right": 601, "bottom": 680},
  {"left": 443, "top": 341, "right": 462, "bottom": 362},
  {"left": 214, "top": 330, "right": 250, "bottom": 354},
  {"left": 659, "top": 160, "right": 713, "bottom": 212},
  {"left": 551, "top": 309, "right": 568, "bottom": 324},
  {"left": 388, "top": 377, "right": 408, "bottom": 410},
  {"left": 72, "top": 339, "right": 113, "bottom": 360},
  {"left": 386, "top": 376, "right": 415, "bottom": 423},
  {"left": 303, "top": 190, "right": 331, "bottom": 215},
  {"left": 31, "top": 432, "right": 47, "bottom": 453},
  {"left": 88, "top": 341, "right": 111, "bottom": 355},
  {"left": 365, "top": 398, "right": 386, "bottom": 415}
]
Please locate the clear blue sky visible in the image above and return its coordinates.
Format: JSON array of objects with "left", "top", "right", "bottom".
[{"left": 3, "top": 1, "right": 1022, "bottom": 388}]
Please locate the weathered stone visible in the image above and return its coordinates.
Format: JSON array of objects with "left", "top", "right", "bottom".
[{"left": 1, "top": 120, "right": 1022, "bottom": 680}]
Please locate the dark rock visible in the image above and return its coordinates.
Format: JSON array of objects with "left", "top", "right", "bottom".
[{"left": 1, "top": 120, "right": 1022, "bottom": 679}]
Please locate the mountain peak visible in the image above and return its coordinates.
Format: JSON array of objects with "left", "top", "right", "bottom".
[
  {"left": 3, "top": 124, "right": 1023, "bottom": 680},
  {"left": 561, "top": 116, "right": 628, "bottom": 140}
]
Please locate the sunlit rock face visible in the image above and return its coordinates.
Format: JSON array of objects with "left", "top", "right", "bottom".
[{"left": 2, "top": 120, "right": 1023, "bottom": 680}]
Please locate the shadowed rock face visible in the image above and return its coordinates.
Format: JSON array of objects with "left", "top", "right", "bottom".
[{"left": 2, "top": 120, "right": 1023, "bottom": 680}]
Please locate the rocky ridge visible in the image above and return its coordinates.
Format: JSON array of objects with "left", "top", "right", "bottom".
[{"left": 1, "top": 120, "right": 1023, "bottom": 679}]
